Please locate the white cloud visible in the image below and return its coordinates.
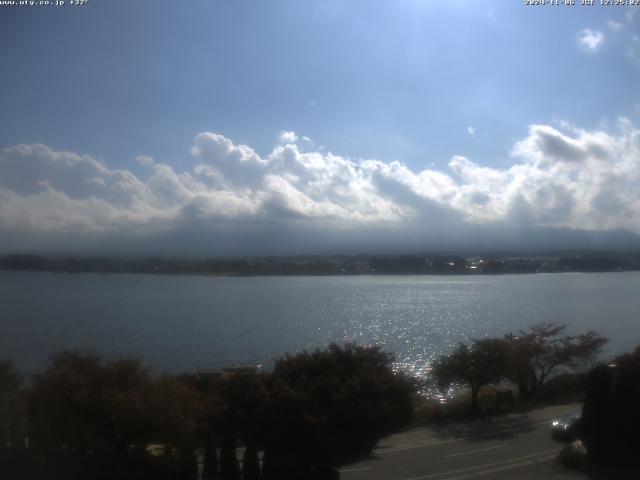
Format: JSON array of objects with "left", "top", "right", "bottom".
[
  {"left": 279, "top": 131, "right": 298, "bottom": 144},
  {"left": 467, "top": 126, "right": 476, "bottom": 135},
  {"left": 608, "top": 20, "right": 623, "bottom": 31},
  {"left": 577, "top": 29, "right": 605, "bottom": 52},
  {"left": 1, "top": 122, "right": 640, "bottom": 252},
  {"left": 135, "top": 155, "right": 154, "bottom": 166},
  {"left": 191, "top": 132, "right": 267, "bottom": 188}
]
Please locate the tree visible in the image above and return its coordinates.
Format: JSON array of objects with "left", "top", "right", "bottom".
[
  {"left": 242, "top": 441, "right": 260, "bottom": 480},
  {"left": 0, "top": 361, "right": 23, "bottom": 458},
  {"left": 505, "top": 323, "right": 607, "bottom": 401},
  {"left": 27, "top": 352, "right": 204, "bottom": 479},
  {"left": 28, "top": 352, "right": 154, "bottom": 461},
  {"left": 146, "top": 375, "right": 202, "bottom": 453},
  {"left": 0, "top": 361, "right": 21, "bottom": 393},
  {"left": 205, "top": 370, "right": 267, "bottom": 480},
  {"left": 178, "top": 447, "right": 198, "bottom": 480},
  {"left": 201, "top": 432, "right": 219, "bottom": 480},
  {"left": 0, "top": 361, "right": 22, "bottom": 443},
  {"left": 432, "top": 338, "right": 509, "bottom": 416},
  {"left": 218, "top": 370, "right": 269, "bottom": 446},
  {"left": 582, "top": 346, "right": 640, "bottom": 467},
  {"left": 263, "top": 343, "right": 415, "bottom": 477},
  {"left": 219, "top": 433, "right": 241, "bottom": 480}
]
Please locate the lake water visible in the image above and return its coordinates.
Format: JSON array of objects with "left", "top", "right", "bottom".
[{"left": 2, "top": 271, "right": 640, "bottom": 377}]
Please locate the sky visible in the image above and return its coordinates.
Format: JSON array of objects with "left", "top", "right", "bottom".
[{"left": 0, "top": 0, "right": 639, "bottom": 255}]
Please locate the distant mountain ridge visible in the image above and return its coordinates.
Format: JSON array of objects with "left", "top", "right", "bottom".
[{"left": 1, "top": 224, "right": 639, "bottom": 258}]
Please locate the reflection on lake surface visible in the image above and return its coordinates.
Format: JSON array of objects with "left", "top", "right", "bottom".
[{"left": 2, "top": 271, "right": 640, "bottom": 378}]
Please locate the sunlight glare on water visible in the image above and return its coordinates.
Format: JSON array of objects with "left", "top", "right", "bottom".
[{"left": 2, "top": 272, "right": 640, "bottom": 381}]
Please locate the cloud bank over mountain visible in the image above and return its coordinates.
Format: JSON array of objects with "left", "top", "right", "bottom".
[{"left": 1, "top": 119, "right": 639, "bottom": 254}]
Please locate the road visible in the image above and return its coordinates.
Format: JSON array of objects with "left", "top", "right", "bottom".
[{"left": 339, "top": 404, "right": 586, "bottom": 480}]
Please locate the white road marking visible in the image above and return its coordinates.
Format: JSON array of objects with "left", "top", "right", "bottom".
[
  {"left": 443, "top": 443, "right": 507, "bottom": 458},
  {"left": 379, "top": 437, "right": 460, "bottom": 454},
  {"left": 438, "top": 454, "right": 558, "bottom": 480},
  {"left": 339, "top": 466, "right": 372, "bottom": 473},
  {"left": 401, "top": 448, "right": 561, "bottom": 480},
  {"left": 376, "top": 419, "right": 551, "bottom": 454}
]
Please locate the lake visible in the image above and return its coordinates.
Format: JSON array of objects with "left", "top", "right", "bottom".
[{"left": 2, "top": 271, "right": 640, "bottom": 377}]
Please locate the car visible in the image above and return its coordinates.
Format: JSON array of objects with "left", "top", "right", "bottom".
[{"left": 550, "top": 412, "right": 582, "bottom": 442}]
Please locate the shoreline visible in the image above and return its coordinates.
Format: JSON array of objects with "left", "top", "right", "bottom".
[
  {"left": 2, "top": 267, "right": 639, "bottom": 277},
  {"left": 3, "top": 251, "right": 640, "bottom": 277}
]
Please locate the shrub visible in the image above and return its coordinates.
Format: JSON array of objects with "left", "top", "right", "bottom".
[{"left": 558, "top": 440, "right": 588, "bottom": 472}]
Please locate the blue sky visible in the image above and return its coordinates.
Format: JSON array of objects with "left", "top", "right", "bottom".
[
  {"left": 2, "top": 0, "right": 637, "bottom": 169},
  {"left": 1, "top": 0, "right": 639, "bottom": 254}
]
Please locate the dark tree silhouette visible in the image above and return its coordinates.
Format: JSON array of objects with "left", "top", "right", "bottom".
[
  {"left": 202, "top": 433, "right": 219, "bottom": 480},
  {"left": 432, "top": 338, "right": 509, "bottom": 415},
  {"left": 26, "top": 353, "right": 158, "bottom": 478},
  {"left": 0, "top": 361, "right": 21, "bottom": 393},
  {"left": 4, "top": 345, "right": 415, "bottom": 479},
  {"left": 242, "top": 441, "right": 260, "bottom": 480},
  {"left": 219, "top": 371, "right": 269, "bottom": 444},
  {"left": 146, "top": 375, "right": 202, "bottom": 453},
  {"left": 505, "top": 323, "right": 607, "bottom": 401},
  {"left": 0, "top": 361, "right": 23, "bottom": 448},
  {"left": 582, "top": 346, "right": 640, "bottom": 471},
  {"left": 27, "top": 352, "right": 203, "bottom": 479},
  {"left": 178, "top": 447, "right": 198, "bottom": 480},
  {"left": 0, "top": 360, "right": 24, "bottom": 474},
  {"left": 29, "top": 353, "right": 153, "bottom": 458},
  {"left": 263, "top": 343, "right": 416, "bottom": 477},
  {"left": 219, "top": 433, "right": 241, "bottom": 480}
]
